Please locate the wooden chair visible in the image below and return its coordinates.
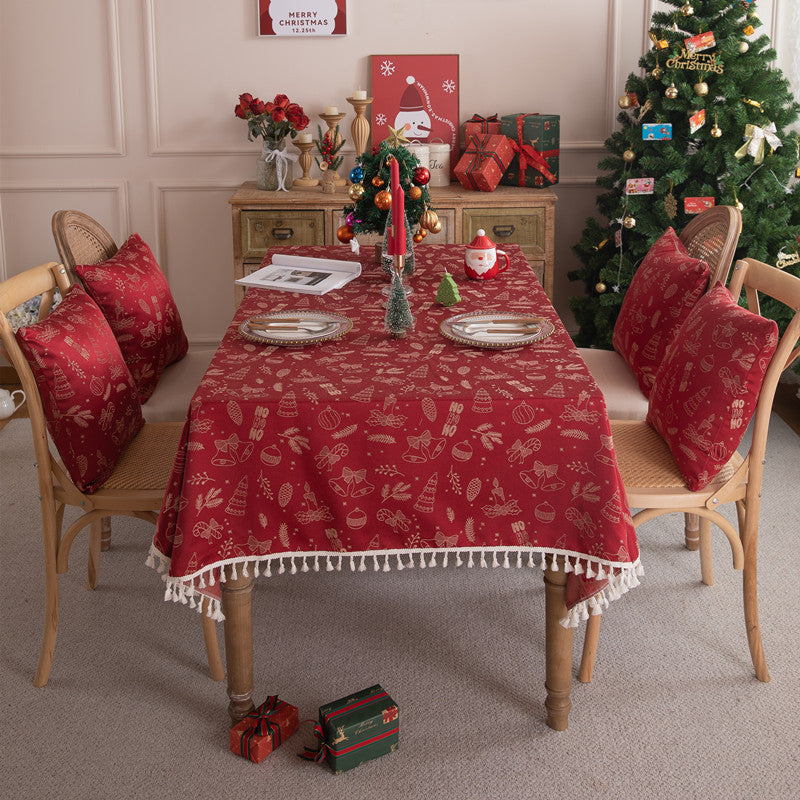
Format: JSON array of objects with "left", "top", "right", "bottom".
[
  {"left": 51, "top": 210, "right": 118, "bottom": 283},
  {"left": 579, "top": 206, "right": 743, "bottom": 542},
  {"left": 578, "top": 257, "right": 800, "bottom": 684},
  {"left": 0, "top": 262, "right": 224, "bottom": 687}
]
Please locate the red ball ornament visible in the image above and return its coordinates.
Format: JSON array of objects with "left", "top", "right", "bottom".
[
  {"left": 336, "top": 224, "right": 354, "bottom": 244},
  {"left": 374, "top": 189, "right": 392, "bottom": 210},
  {"left": 413, "top": 166, "right": 430, "bottom": 186}
]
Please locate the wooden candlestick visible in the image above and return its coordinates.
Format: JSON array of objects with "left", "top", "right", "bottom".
[
  {"left": 346, "top": 96, "right": 373, "bottom": 159},
  {"left": 319, "top": 112, "right": 348, "bottom": 187},
  {"left": 291, "top": 139, "right": 319, "bottom": 189}
]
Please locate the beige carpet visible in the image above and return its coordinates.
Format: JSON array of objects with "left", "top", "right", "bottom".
[{"left": 1, "top": 416, "right": 799, "bottom": 800}]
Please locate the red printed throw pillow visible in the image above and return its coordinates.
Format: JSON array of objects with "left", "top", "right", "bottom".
[
  {"left": 613, "top": 227, "right": 709, "bottom": 397},
  {"left": 75, "top": 233, "right": 188, "bottom": 403},
  {"left": 16, "top": 285, "right": 144, "bottom": 494},
  {"left": 647, "top": 283, "right": 778, "bottom": 491}
]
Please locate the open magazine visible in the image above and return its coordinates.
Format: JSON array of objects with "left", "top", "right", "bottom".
[{"left": 236, "top": 253, "right": 362, "bottom": 296}]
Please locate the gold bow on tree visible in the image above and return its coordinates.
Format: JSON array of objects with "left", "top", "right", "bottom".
[{"left": 735, "top": 122, "right": 782, "bottom": 164}]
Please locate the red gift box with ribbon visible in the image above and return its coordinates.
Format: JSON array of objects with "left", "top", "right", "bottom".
[
  {"left": 229, "top": 696, "right": 299, "bottom": 763},
  {"left": 464, "top": 113, "right": 502, "bottom": 140},
  {"left": 454, "top": 134, "right": 514, "bottom": 192},
  {"left": 499, "top": 113, "right": 560, "bottom": 187}
]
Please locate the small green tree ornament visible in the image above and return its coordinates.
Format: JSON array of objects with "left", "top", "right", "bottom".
[{"left": 435, "top": 272, "right": 461, "bottom": 306}]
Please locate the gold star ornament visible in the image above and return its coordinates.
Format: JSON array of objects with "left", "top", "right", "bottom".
[{"left": 384, "top": 124, "right": 410, "bottom": 148}]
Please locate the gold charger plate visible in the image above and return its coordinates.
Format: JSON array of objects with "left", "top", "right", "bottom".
[
  {"left": 239, "top": 311, "right": 352, "bottom": 347},
  {"left": 440, "top": 311, "right": 555, "bottom": 349}
]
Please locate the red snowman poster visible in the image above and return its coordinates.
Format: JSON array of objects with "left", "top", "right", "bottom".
[{"left": 370, "top": 54, "right": 459, "bottom": 177}]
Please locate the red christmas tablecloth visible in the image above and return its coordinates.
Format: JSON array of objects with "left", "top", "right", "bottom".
[{"left": 149, "top": 245, "right": 640, "bottom": 626}]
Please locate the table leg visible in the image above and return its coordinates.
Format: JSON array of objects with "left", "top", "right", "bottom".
[
  {"left": 543, "top": 557, "right": 573, "bottom": 730},
  {"left": 221, "top": 565, "right": 255, "bottom": 724}
]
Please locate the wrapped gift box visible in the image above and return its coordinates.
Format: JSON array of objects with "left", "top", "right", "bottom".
[
  {"left": 312, "top": 684, "right": 399, "bottom": 774},
  {"left": 499, "top": 113, "right": 560, "bottom": 187},
  {"left": 229, "top": 696, "right": 299, "bottom": 763},
  {"left": 464, "top": 113, "right": 502, "bottom": 141},
  {"left": 454, "top": 134, "right": 514, "bottom": 192}
]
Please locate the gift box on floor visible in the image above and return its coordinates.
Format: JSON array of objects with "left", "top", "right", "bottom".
[
  {"left": 454, "top": 134, "right": 514, "bottom": 192},
  {"left": 302, "top": 684, "right": 399, "bottom": 774},
  {"left": 230, "top": 696, "right": 299, "bottom": 763},
  {"left": 464, "top": 113, "right": 502, "bottom": 140},
  {"left": 500, "top": 112, "right": 560, "bottom": 187}
]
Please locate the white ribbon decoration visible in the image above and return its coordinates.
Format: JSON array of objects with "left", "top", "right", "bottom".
[{"left": 262, "top": 143, "right": 299, "bottom": 191}]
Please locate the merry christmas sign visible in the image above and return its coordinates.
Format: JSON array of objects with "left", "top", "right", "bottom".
[
  {"left": 371, "top": 55, "right": 459, "bottom": 176},
  {"left": 258, "top": 0, "right": 347, "bottom": 36}
]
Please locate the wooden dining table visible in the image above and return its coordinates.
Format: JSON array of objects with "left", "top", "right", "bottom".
[{"left": 149, "top": 243, "right": 641, "bottom": 731}]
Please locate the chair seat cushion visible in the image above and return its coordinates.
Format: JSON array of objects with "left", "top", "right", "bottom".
[
  {"left": 141, "top": 347, "right": 216, "bottom": 423},
  {"left": 578, "top": 347, "right": 649, "bottom": 420},
  {"left": 647, "top": 283, "right": 778, "bottom": 491},
  {"left": 15, "top": 285, "right": 144, "bottom": 494},
  {"left": 75, "top": 233, "right": 188, "bottom": 404},
  {"left": 612, "top": 227, "right": 709, "bottom": 397}
]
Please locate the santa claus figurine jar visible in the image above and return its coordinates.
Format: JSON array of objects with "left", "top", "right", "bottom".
[{"left": 464, "top": 229, "right": 510, "bottom": 280}]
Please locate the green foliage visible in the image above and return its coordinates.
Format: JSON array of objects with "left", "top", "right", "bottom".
[
  {"left": 569, "top": 0, "right": 800, "bottom": 348},
  {"left": 344, "top": 141, "right": 433, "bottom": 236}
]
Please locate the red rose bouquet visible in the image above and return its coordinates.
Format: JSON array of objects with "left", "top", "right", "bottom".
[{"left": 234, "top": 92, "right": 310, "bottom": 148}]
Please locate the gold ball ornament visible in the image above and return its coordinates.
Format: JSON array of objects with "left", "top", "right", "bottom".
[
  {"left": 348, "top": 182, "right": 365, "bottom": 201},
  {"left": 429, "top": 219, "right": 443, "bottom": 234},
  {"left": 710, "top": 124, "right": 722, "bottom": 138},
  {"left": 693, "top": 81, "right": 709, "bottom": 97},
  {"left": 735, "top": 200, "right": 745, "bottom": 212},
  {"left": 665, "top": 83, "right": 679, "bottom": 99},
  {"left": 374, "top": 189, "right": 392, "bottom": 211},
  {"left": 408, "top": 185, "right": 422, "bottom": 201},
  {"left": 336, "top": 224, "right": 354, "bottom": 244},
  {"left": 371, "top": 175, "right": 385, "bottom": 187},
  {"left": 623, "top": 149, "right": 636, "bottom": 163},
  {"left": 681, "top": 3, "right": 694, "bottom": 16},
  {"left": 623, "top": 215, "right": 636, "bottom": 229},
  {"left": 651, "top": 65, "right": 663, "bottom": 80},
  {"left": 412, "top": 232, "right": 426, "bottom": 244},
  {"left": 618, "top": 94, "right": 632, "bottom": 110},
  {"left": 420, "top": 209, "right": 439, "bottom": 231},
  {"left": 739, "top": 41, "right": 749, "bottom": 53},
  {"left": 595, "top": 282, "right": 607, "bottom": 294}
]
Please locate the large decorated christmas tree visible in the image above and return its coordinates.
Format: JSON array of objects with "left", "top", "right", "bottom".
[{"left": 570, "top": 0, "right": 800, "bottom": 349}]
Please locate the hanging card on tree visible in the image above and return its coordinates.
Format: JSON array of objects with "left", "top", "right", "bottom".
[
  {"left": 643, "top": 123, "right": 672, "bottom": 141},
  {"left": 371, "top": 55, "right": 460, "bottom": 180},
  {"left": 625, "top": 178, "right": 655, "bottom": 195},
  {"left": 685, "top": 31, "right": 716, "bottom": 53},
  {"left": 689, "top": 109, "right": 706, "bottom": 134},
  {"left": 684, "top": 197, "right": 715, "bottom": 214}
]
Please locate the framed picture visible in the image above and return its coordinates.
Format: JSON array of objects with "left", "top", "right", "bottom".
[
  {"left": 370, "top": 54, "right": 459, "bottom": 177},
  {"left": 258, "top": 0, "right": 347, "bottom": 36}
]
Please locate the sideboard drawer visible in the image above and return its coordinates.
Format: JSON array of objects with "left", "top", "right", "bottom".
[
  {"left": 241, "top": 210, "right": 325, "bottom": 258},
  {"left": 462, "top": 207, "right": 546, "bottom": 258}
]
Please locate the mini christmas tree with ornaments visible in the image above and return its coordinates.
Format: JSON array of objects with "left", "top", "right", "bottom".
[
  {"left": 340, "top": 136, "right": 441, "bottom": 247},
  {"left": 569, "top": 0, "right": 800, "bottom": 350}
]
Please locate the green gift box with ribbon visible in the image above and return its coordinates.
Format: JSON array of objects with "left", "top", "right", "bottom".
[
  {"left": 499, "top": 113, "right": 560, "bottom": 187},
  {"left": 229, "top": 695, "right": 299, "bottom": 763},
  {"left": 300, "top": 684, "right": 399, "bottom": 774}
]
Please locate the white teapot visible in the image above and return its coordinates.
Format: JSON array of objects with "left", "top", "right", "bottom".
[{"left": 0, "top": 388, "right": 25, "bottom": 419}]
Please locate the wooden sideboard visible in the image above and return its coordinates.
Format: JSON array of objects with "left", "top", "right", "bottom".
[{"left": 229, "top": 181, "right": 557, "bottom": 306}]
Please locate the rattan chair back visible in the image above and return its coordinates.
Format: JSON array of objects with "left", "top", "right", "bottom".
[
  {"left": 0, "top": 263, "right": 223, "bottom": 687},
  {"left": 679, "top": 204, "right": 742, "bottom": 287},
  {"left": 51, "top": 210, "right": 118, "bottom": 281}
]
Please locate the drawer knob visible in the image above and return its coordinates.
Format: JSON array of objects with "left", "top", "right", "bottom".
[
  {"left": 492, "top": 224, "right": 515, "bottom": 238},
  {"left": 272, "top": 227, "right": 294, "bottom": 240}
]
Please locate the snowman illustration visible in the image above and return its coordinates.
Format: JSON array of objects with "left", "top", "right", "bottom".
[{"left": 394, "top": 76, "right": 432, "bottom": 139}]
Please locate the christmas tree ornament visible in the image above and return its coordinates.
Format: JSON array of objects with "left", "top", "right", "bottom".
[
  {"left": 664, "top": 181, "right": 678, "bottom": 219},
  {"left": 743, "top": 24, "right": 755, "bottom": 36},
  {"left": 665, "top": 83, "right": 679, "bottom": 99},
  {"left": 681, "top": 2, "right": 694, "bottom": 16},
  {"left": 710, "top": 123, "right": 722, "bottom": 138},
  {"left": 733, "top": 191, "right": 744, "bottom": 212},
  {"left": 337, "top": 224, "right": 354, "bottom": 243},
  {"left": 374, "top": 189, "right": 392, "bottom": 210},
  {"left": 421, "top": 208, "right": 439, "bottom": 231},
  {"left": 693, "top": 80, "right": 709, "bottom": 96},
  {"left": 435, "top": 272, "right": 462, "bottom": 306},
  {"left": 649, "top": 30, "right": 669, "bottom": 51},
  {"left": 623, "top": 215, "right": 636, "bottom": 229},
  {"left": 651, "top": 63, "right": 663, "bottom": 80},
  {"left": 413, "top": 166, "right": 431, "bottom": 186},
  {"left": 429, "top": 219, "right": 443, "bottom": 234},
  {"left": 595, "top": 282, "right": 607, "bottom": 294},
  {"left": 384, "top": 124, "right": 410, "bottom": 148},
  {"left": 348, "top": 182, "right": 365, "bottom": 200},
  {"left": 372, "top": 175, "right": 385, "bottom": 187},
  {"left": 739, "top": 40, "right": 749, "bottom": 53},
  {"left": 349, "top": 166, "right": 364, "bottom": 183},
  {"left": 412, "top": 232, "right": 425, "bottom": 243},
  {"left": 618, "top": 94, "right": 632, "bottom": 110},
  {"left": 408, "top": 185, "right": 422, "bottom": 200},
  {"left": 623, "top": 149, "right": 636, "bottom": 163}
]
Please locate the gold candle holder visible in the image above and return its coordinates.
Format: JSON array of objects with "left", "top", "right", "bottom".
[
  {"left": 291, "top": 138, "right": 319, "bottom": 189},
  {"left": 346, "top": 96, "right": 373, "bottom": 159},
  {"left": 319, "top": 112, "right": 348, "bottom": 187}
]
